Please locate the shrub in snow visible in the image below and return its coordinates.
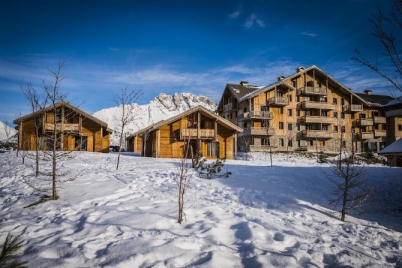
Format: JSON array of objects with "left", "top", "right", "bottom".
[
  {"left": 193, "top": 155, "right": 230, "bottom": 179},
  {"left": 0, "top": 233, "right": 27, "bottom": 268}
]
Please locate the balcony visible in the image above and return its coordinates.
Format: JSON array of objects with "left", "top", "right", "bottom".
[
  {"left": 374, "top": 116, "right": 386, "bottom": 124},
  {"left": 223, "top": 103, "right": 233, "bottom": 112},
  {"left": 44, "top": 123, "right": 80, "bottom": 133},
  {"left": 238, "top": 111, "right": 273, "bottom": 121},
  {"left": 354, "top": 118, "right": 373, "bottom": 126},
  {"left": 358, "top": 132, "right": 373, "bottom": 140},
  {"left": 298, "top": 101, "right": 335, "bottom": 110},
  {"left": 374, "top": 130, "right": 387, "bottom": 137},
  {"left": 181, "top": 128, "right": 215, "bottom": 139},
  {"left": 299, "top": 115, "right": 337, "bottom": 124},
  {"left": 343, "top": 104, "right": 363, "bottom": 112},
  {"left": 267, "top": 96, "right": 289, "bottom": 106},
  {"left": 297, "top": 87, "right": 327, "bottom": 95},
  {"left": 300, "top": 130, "right": 337, "bottom": 139},
  {"left": 238, "top": 127, "right": 276, "bottom": 137}
]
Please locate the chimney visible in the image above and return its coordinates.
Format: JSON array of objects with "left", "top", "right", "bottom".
[
  {"left": 296, "top": 66, "right": 305, "bottom": 73},
  {"left": 277, "top": 76, "right": 285, "bottom": 81},
  {"left": 364, "top": 89, "right": 372, "bottom": 95},
  {"left": 240, "top": 81, "right": 248, "bottom": 87}
]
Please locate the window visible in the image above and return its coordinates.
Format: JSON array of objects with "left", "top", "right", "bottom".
[
  {"left": 380, "top": 142, "right": 386, "bottom": 150},
  {"left": 334, "top": 112, "right": 338, "bottom": 118},
  {"left": 279, "top": 138, "right": 284, "bottom": 147},
  {"left": 310, "top": 140, "right": 314, "bottom": 146},
  {"left": 317, "top": 82, "right": 322, "bottom": 88},
  {"left": 262, "top": 137, "right": 270, "bottom": 146},
  {"left": 334, "top": 126, "right": 338, "bottom": 132},
  {"left": 342, "top": 141, "right": 346, "bottom": 148},
  {"left": 291, "top": 80, "right": 296, "bottom": 87},
  {"left": 287, "top": 109, "right": 292, "bottom": 116},
  {"left": 341, "top": 126, "right": 345, "bottom": 132},
  {"left": 207, "top": 142, "right": 219, "bottom": 157},
  {"left": 235, "top": 111, "right": 238, "bottom": 118},
  {"left": 288, "top": 95, "right": 292, "bottom": 102},
  {"left": 244, "top": 107, "right": 247, "bottom": 113},
  {"left": 244, "top": 123, "right": 247, "bottom": 129},
  {"left": 341, "top": 98, "right": 345, "bottom": 105},
  {"left": 296, "top": 109, "right": 300, "bottom": 116},
  {"left": 320, "top": 96, "right": 327, "bottom": 102},
  {"left": 297, "top": 124, "right": 300, "bottom": 131},
  {"left": 279, "top": 107, "right": 283, "bottom": 114},
  {"left": 399, "top": 125, "right": 402, "bottom": 131},
  {"left": 383, "top": 124, "right": 387, "bottom": 130},
  {"left": 341, "top": 112, "right": 345, "bottom": 119},
  {"left": 333, "top": 98, "right": 337, "bottom": 104},
  {"left": 288, "top": 123, "right": 292, "bottom": 130},
  {"left": 288, "top": 140, "right": 293, "bottom": 147},
  {"left": 279, "top": 122, "right": 284, "bottom": 129},
  {"left": 296, "top": 96, "right": 300, "bottom": 102}
]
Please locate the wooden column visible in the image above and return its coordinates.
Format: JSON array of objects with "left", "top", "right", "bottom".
[
  {"left": 79, "top": 115, "right": 82, "bottom": 134},
  {"left": 214, "top": 120, "right": 217, "bottom": 142},
  {"left": 234, "top": 133, "right": 237, "bottom": 159},
  {"left": 197, "top": 112, "right": 201, "bottom": 139},
  {"left": 60, "top": 106, "right": 64, "bottom": 150},
  {"left": 18, "top": 121, "right": 23, "bottom": 150},
  {"left": 157, "top": 129, "right": 160, "bottom": 158},
  {"left": 100, "top": 126, "right": 103, "bottom": 152}
]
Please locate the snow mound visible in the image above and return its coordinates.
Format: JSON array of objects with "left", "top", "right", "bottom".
[{"left": 0, "top": 152, "right": 401, "bottom": 267}]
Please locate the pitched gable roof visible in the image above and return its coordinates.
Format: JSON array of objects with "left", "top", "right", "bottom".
[
  {"left": 13, "top": 101, "right": 112, "bottom": 133},
  {"left": 128, "top": 105, "right": 242, "bottom": 138},
  {"left": 379, "top": 138, "right": 402, "bottom": 155},
  {"left": 226, "top": 83, "right": 262, "bottom": 100},
  {"left": 356, "top": 93, "right": 395, "bottom": 106}
]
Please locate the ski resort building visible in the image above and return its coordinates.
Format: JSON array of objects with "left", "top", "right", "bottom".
[
  {"left": 126, "top": 105, "right": 242, "bottom": 159},
  {"left": 13, "top": 101, "right": 112, "bottom": 152},
  {"left": 217, "top": 65, "right": 400, "bottom": 153}
]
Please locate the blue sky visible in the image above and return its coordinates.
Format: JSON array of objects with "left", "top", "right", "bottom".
[{"left": 0, "top": 0, "right": 397, "bottom": 125}]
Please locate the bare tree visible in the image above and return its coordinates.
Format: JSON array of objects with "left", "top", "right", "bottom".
[
  {"left": 240, "top": 136, "right": 252, "bottom": 160},
  {"left": 38, "top": 59, "right": 77, "bottom": 200},
  {"left": 21, "top": 80, "right": 47, "bottom": 176},
  {"left": 326, "top": 151, "right": 372, "bottom": 222},
  {"left": 352, "top": 0, "right": 402, "bottom": 95},
  {"left": 112, "top": 86, "right": 142, "bottom": 170}
]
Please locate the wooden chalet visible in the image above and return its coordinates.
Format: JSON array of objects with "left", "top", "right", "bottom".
[
  {"left": 126, "top": 105, "right": 243, "bottom": 159},
  {"left": 13, "top": 101, "right": 112, "bottom": 153}
]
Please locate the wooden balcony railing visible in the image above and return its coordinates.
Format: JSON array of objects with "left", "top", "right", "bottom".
[
  {"left": 355, "top": 118, "right": 373, "bottom": 126},
  {"left": 181, "top": 128, "right": 215, "bottom": 139},
  {"left": 267, "top": 96, "right": 289, "bottom": 106},
  {"left": 297, "top": 87, "right": 327, "bottom": 95},
  {"left": 374, "top": 116, "right": 386, "bottom": 124},
  {"left": 300, "top": 115, "right": 337, "bottom": 124},
  {"left": 238, "top": 127, "right": 276, "bottom": 136},
  {"left": 223, "top": 103, "right": 233, "bottom": 112},
  {"left": 44, "top": 123, "right": 80, "bottom": 133},
  {"left": 374, "top": 130, "right": 387, "bottom": 137},
  {"left": 238, "top": 111, "right": 273, "bottom": 120},
  {"left": 358, "top": 132, "right": 373, "bottom": 140},
  {"left": 298, "top": 101, "right": 335, "bottom": 110},
  {"left": 343, "top": 104, "right": 363, "bottom": 112},
  {"left": 300, "top": 130, "right": 337, "bottom": 139}
]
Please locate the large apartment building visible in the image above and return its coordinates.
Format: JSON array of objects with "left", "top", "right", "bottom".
[{"left": 217, "top": 65, "right": 401, "bottom": 153}]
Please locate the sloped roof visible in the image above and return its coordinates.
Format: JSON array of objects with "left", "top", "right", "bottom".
[
  {"left": 238, "top": 65, "right": 369, "bottom": 105},
  {"left": 226, "top": 83, "right": 262, "bottom": 100},
  {"left": 13, "top": 101, "right": 112, "bottom": 133},
  {"left": 128, "top": 105, "right": 242, "bottom": 139},
  {"left": 379, "top": 138, "right": 402, "bottom": 155},
  {"left": 356, "top": 93, "right": 395, "bottom": 106}
]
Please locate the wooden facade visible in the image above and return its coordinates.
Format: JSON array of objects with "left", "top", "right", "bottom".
[
  {"left": 13, "top": 101, "right": 112, "bottom": 153},
  {"left": 218, "top": 66, "right": 396, "bottom": 153},
  {"left": 126, "top": 106, "right": 242, "bottom": 159}
]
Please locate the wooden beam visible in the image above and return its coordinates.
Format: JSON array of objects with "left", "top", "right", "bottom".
[
  {"left": 157, "top": 129, "right": 160, "bottom": 158},
  {"left": 18, "top": 121, "right": 23, "bottom": 150},
  {"left": 197, "top": 112, "right": 201, "bottom": 139},
  {"left": 60, "top": 105, "right": 64, "bottom": 150},
  {"left": 214, "top": 120, "right": 217, "bottom": 142}
]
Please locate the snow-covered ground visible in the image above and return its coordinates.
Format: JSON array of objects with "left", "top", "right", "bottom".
[{"left": 1, "top": 151, "right": 401, "bottom": 267}]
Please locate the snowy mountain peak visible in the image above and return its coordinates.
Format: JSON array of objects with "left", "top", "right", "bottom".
[
  {"left": 93, "top": 92, "right": 217, "bottom": 145},
  {"left": 0, "top": 121, "right": 17, "bottom": 141}
]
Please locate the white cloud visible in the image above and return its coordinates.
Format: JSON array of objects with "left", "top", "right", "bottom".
[
  {"left": 300, "top": 31, "right": 318, "bottom": 37},
  {"left": 229, "top": 10, "right": 241, "bottom": 19},
  {"left": 244, "top": 14, "right": 265, "bottom": 29}
]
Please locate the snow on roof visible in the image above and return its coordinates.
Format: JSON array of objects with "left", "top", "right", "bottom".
[{"left": 379, "top": 138, "right": 402, "bottom": 155}]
